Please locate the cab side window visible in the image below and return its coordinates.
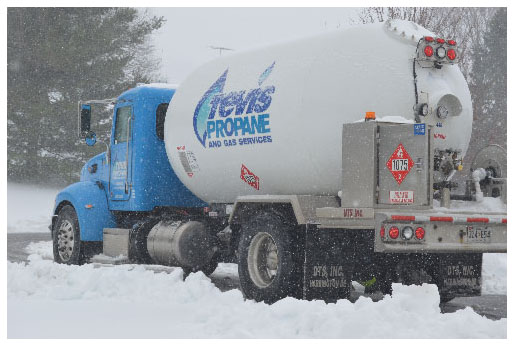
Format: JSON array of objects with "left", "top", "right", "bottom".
[
  {"left": 114, "top": 106, "right": 132, "bottom": 144},
  {"left": 156, "top": 103, "right": 169, "bottom": 141}
]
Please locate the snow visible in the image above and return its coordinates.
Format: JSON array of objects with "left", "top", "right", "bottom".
[
  {"left": 433, "top": 196, "right": 507, "bottom": 213},
  {"left": 354, "top": 115, "right": 414, "bottom": 124},
  {"left": 7, "top": 183, "right": 507, "bottom": 337},
  {"left": 482, "top": 253, "right": 507, "bottom": 295},
  {"left": 7, "top": 183, "right": 59, "bottom": 233},
  {"left": 47, "top": 90, "right": 63, "bottom": 103},
  {"left": 6, "top": 241, "right": 507, "bottom": 338},
  {"left": 142, "top": 82, "right": 179, "bottom": 89},
  {"left": 385, "top": 19, "right": 435, "bottom": 44}
]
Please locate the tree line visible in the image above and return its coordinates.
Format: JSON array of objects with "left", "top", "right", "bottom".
[{"left": 7, "top": 8, "right": 164, "bottom": 186}]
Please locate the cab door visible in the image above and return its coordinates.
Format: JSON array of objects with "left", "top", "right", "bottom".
[{"left": 109, "top": 103, "right": 133, "bottom": 201}]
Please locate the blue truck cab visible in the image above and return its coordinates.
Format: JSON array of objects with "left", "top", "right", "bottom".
[{"left": 51, "top": 85, "right": 206, "bottom": 259}]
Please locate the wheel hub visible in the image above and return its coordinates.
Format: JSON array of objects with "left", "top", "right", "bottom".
[
  {"left": 247, "top": 232, "right": 279, "bottom": 288},
  {"left": 57, "top": 220, "right": 75, "bottom": 261}
]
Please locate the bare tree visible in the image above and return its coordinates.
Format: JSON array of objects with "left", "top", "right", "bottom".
[{"left": 353, "top": 7, "right": 505, "bottom": 182}]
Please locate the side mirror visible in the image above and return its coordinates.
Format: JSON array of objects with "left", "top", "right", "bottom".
[
  {"left": 85, "top": 131, "right": 97, "bottom": 146},
  {"left": 80, "top": 104, "right": 91, "bottom": 137}
]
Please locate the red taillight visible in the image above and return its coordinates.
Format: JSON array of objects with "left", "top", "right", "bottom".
[
  {"left": 447, "top": 39, "right": 456, "bottom": 46},
  {"left": 424, "top": 36, "right": 434, "bottom": 42},
  {"left": 436, "top": 38, "right": 445, "bottom": 44},
  {"left": 424, "top": 46, "right": 434, "bottom": 57},
  {"left": 389, "top": 226, "right": 399, "bottom": 239},
  {"left": 447, "top": 49, "right": 456, "bottom": 60},
  {"left": 415, "top": 227, "right": 425, "bottom": 240},
  {"left": 380, "top": 226, "right": 385, "bottom": 238}
]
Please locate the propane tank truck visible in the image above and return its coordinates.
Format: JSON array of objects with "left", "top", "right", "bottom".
[{"left": 52, "top": 19, "right": 506, "bottom": 303}]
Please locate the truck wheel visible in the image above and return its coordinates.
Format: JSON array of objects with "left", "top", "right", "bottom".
[
  {"left": 52, "top": 205, "right": 84, "bottom": 265},
  {"left": 238, "top": 213, "right": 301, "bottom": 303}
]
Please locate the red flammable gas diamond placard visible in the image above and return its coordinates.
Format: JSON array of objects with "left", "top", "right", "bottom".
[
  {"left": 241, "top": 164, "right": 260, "bottom": 190},
  {"left": 386, "top": 143, "right": 414, "bottom": 185}
]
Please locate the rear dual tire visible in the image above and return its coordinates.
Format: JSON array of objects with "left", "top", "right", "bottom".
[{"left": 238, "top": 213, "right": 303, "bottom": 304}]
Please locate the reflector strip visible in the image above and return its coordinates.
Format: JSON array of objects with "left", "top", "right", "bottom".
[
  {"left": 430, "top": 216, "right": 453, "bottom": 222},
  {"left": 391, "top": 215, "right": 415, "bottom": 221},
  {"left": 467, "top": 217, "right": 489, "bottom": 223}
]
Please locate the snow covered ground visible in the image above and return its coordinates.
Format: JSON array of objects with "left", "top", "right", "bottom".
[
  {"left": 8, "top": 244, "right": 507, "bottom": 338},
  {"left": 7, "top": 183, "right": 60, "bottom": 233},
  {"left": 6, "top": 183, "right": 508, "bottom": 338},
  {"left": 8, "top": 240, "right": 507, "bottom": 338}
]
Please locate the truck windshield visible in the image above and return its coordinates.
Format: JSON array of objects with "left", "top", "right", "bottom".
[{"left": 114, "top": 106, "right": 132, "bottom": 144}]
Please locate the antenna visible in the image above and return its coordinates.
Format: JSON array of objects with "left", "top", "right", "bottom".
[{"left": 208, "top": 45, "right": 234, "bottom": 56}]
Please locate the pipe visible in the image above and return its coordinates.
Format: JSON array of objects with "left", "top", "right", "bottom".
[{"left": 472, "top": 168, "right": 487, "bottom": 202}]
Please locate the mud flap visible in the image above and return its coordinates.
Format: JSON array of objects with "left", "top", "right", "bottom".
[
  {"left": 437, "top": 253, "right": 482, "bottom": 298},
  {"left": 303, "top": 227, "right": 356, "bottom": 301}
]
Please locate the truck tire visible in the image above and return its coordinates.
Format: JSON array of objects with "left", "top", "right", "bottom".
[
  {"left": 52, "top": 205, "right": 85, "bottom": 265},
  {"left": 238, "top": 213, "right": 301, "bottom": 303},
  {"left": 129, "top": 219, "right": 157, "bottom": 264}
]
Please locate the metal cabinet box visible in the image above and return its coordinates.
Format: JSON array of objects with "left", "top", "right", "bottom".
[
  {"left": 377, "top": 123, "right": 431, "bottom": 206},
  {"left": 341, "top": 122, "right": 377, "bottom": 208},
  {"left": 341, "top": 121, "right": 432, "bottom": 209}
]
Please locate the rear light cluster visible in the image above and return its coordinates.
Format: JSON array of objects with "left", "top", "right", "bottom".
[
  {"left": 380, "top": 225, "right": 425, "bottom": 241},
  {"left": 421, "top": 36, "right": 457, "bottom": 62}
]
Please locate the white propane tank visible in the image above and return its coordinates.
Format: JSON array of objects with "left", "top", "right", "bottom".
[{"left": 165, "top": 20, "right": 473, "bottom": 203}]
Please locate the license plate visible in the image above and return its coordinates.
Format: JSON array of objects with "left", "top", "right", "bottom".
[{"left": 465, "top": 226, "right": 491, "bottom": 243}]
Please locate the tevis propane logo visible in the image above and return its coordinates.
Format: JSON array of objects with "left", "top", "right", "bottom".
[{"left": 193, "top": 62, "right": 276, "bottom": 148}]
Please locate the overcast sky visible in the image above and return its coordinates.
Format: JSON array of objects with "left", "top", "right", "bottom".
[{"left": 149, "top": 8, "right": 360, "bottom": 84}]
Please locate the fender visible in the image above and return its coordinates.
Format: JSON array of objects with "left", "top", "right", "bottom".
[{"left": 53, "top": 181, "right": 116, "bottom": 241}]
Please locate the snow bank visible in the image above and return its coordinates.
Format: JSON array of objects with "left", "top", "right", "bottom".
[
  {"left": 8, "top": 244, "right": 506, "bottom": 338},
  {"left": 7, "top": 183, "right": 59, "bottom": 233},
  {"left": 23, "top": 241, "right": 508, "bottom": 296},
  {"left": 482, "top": 253, "right": 508, "bottom": 295},
  {"left": 24, "top": 241, "right": 54, "bottom": 260}
]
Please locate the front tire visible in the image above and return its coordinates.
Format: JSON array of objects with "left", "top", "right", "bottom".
[
  {"left": 238, "top": 213, "right": 302, "bottom": 303},
  {"left": 53, "top": 205, "right": 84, "bottom": 265}
]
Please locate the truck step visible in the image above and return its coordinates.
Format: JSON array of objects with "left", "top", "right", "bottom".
[{"left": 102, "top": 228, "right": 131, "bottom": 258}]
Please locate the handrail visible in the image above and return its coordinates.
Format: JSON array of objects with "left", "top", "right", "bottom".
[{"left": 125, "top": 116, "right": 132, "bottom": 194}]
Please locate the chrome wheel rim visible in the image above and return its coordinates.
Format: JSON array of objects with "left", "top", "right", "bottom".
[
  {"left": 57, "top": 220, "right": 75, "bottom": 261},
  {"left": 247, "top": 232, "right": 279, "bottom": 288}
]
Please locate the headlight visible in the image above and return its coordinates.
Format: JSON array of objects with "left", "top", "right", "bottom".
[
  {"left": 437, "top": 105, "right": 449, "bottom": 119},
  {"left": 402, "top": 226, "right": 414, "bottom": 240}
]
